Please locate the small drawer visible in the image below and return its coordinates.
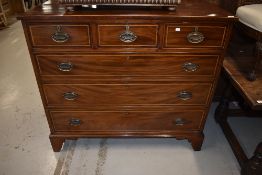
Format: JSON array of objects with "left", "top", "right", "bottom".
[
  {"left": 165, "top": 25, "right": 226, "bottom": 48},
  {"left": 98, "top": 24, "right": 158, "bottom": 47},
  {"left": 36, "top": 55, "right": 219, "bottom": 77},
  {"left": 50, "top": 110, "right": 205, "bottom": 131},
  {"left": 29, "top": 25, "right": 90, "bottom": 46},
  {"left": 43, "top": 83, "right": 212, "bottom": 107}
]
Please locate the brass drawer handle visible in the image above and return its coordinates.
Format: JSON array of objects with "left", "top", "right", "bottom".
[
  {"left": 173, "top": 118, "right": 190, "bottom": 126},
  {"left": 51, "top": 25, "right": 70, "bottom": 43},
  {"left": 69, "top": 118, "right": 81, "bottom": 126},
  {"left": 58, "top": 62, "right": 73, "bottom": 72},
  {"left": 177, "top": 91, "right": 192, "bottom": 100},
  {"left": 63, "top": 92, "right": 78, "bottom": 100},
  {"left": 187, "top": 27, "right": 205, "bottom": 44},
  {"left": 119, "top": 25, "right": 137, "bottom": 43},
  {"left": 182, "top": 62, "right": 199, "bottom": 72}
]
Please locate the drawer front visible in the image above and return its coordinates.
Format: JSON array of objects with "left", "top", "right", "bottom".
[
  {"left": 29, "top": 25, "right": 90, "bottom": 46},
  {"left": 37, "top": 55, "right": 219, "bottom": 76},
  {"left": 165, "top": 25, "right": 226, "bottom": 47},
  {"left": 50, "top": 110, "right": 205, "bottom": 131},
  {"left": 43, "top": 84, "right": 212, "bottom": 106},
  {"left": 98, "top": 25, "right": 158, "bottom": 47}
]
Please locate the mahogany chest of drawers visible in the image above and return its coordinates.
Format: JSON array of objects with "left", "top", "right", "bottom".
[{"left": 19, "top": 0, "right": 236, "bottom": 152}]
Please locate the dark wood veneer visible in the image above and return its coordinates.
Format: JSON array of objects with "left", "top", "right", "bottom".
[
  {"left": 165, "top": 25, "right": 226, "bottom": 48},
  {"left": 50, "top": 110, "right": 205, "bottom": 131},
  {"left": 98, "top": 24, "right": 158, "bottom": 47},
  {"left": 36, "top": 55, "right": 219, "bottom": 76},
  {"left": 43, "top": 83, "right": 212, "bottom": 106},
  {"left": 29, "top": 25, "right": 91, "bottom": 46},
  {"left": 19, "top": 0, "right": 236, "bottom": 152}
]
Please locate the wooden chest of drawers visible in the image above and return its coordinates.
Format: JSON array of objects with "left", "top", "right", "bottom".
[{"left": 19, "top": 0, "right": 236, "bottom": 152}]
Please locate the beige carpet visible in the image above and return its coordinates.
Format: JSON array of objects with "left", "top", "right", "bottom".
[{"left": 53, "top": 104, "right": 262, "bottom": 175}]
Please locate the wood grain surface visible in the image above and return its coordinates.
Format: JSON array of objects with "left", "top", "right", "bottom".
[
  {"left": 223, "top": 57, "right": 262, "bottom": 109},
  {"left": 18, "top": 0, "right": 236, "bottom": 151},
  {"left": 29, "top": 25, "right": 90, "bottom": 46},
  {"left": 36, "top": 55, "right": 219, "bottom": 76},
  {"left": 43, "top": 83, "right": 212, "bottom": 107},
  {"left": 50, "top": 110, "right": 205, "bottom": 131}
]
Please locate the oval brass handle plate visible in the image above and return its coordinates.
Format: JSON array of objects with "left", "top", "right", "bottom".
[
  {"left": 119, "top": 25, "right": 137, "bottom": 43},
  {"left": 58, "top": 62, "right": 73, "bottom": 72},
  {"left": 63, "top": 92, "right": 78, "bottom": 100},
  {"left": 69, "top": 118, "right": 81, "bottom": 126},
  {"left": 182, "top": 62, "right": 199, "bottom": 72},
  {"left": 173, "top": 118, "right": 190, "bottom": 126},
  {"left": 177, "top": 91, "right": 192, "bottom": 100},
  {"left": 187, "top": 27, "right": 205, "bottom": 44},
  {"left": 51, "top": 25, "right": 70, "bottom": 43}
]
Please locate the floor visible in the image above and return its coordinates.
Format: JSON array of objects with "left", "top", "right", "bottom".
[
  {"left": 0, "top": 21, "right": 58, "bottom": 175},
  {"left": 0, "top": 21, "right": 261, "bottom": 175}
]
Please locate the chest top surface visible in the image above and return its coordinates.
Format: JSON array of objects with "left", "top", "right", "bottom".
[{"left": 18, "top": 0, "right": 236, "bottom": 21}]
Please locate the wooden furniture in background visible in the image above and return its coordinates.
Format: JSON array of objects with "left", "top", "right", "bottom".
[
  {"left": 215, "top": 57, "right": 262, "bottom": 175},
  {"left": 9, "top": 0, "right": 26, "bottom": 13},
  {"left": 0, "top": 0, "right": 10, "bottom": 27},
  {"left": 23, "top": 0, "right": 47, "bottom": 9},
  {"left": 18, "top": 0, "right": 236, "bottom": 152},
  {"left": 220, "top": 0, "right": 262, "bottom": 81}
]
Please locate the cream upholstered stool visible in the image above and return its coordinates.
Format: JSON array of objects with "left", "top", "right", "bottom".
[
  {"left": 235, "top": 1, "right": 262, "bottom": 81},
  {"left": 237, "top": 4, "right": 262, "bottom": 33}
]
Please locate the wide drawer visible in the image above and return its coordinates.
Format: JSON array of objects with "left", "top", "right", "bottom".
[
  {"left": 29, "top": 25, "right": 90, "bottom": 46},
  {"left": 98, "top": 24, "right": 158, "bottom": 47},
  {"left": 43, "top": 84, "right": 212, "bottom": 106},
  {"left": 165, "top": 25, "right": 226, "bottom": 48},
  {"left": 50, "top": 110, "right": 205, "bottom": 131},
  {"left": 37, "top": 55, "right": 219, "bottom": 77}
]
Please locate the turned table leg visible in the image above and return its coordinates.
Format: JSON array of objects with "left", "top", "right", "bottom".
[
  {"left": 49, "top": 136, "right": 65, "bottom": 152},
  {"left": 241, "top": 142, "right": 262, "bottom": 175}
]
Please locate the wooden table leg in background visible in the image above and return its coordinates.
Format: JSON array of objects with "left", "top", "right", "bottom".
[
  {"left": 215, "top": 57, "right": 262, "bottom": 175},
  {"left": 241, "top": 143, "right": 262, "bottom": 175},
  {"left": 215, "top": 92, "right": 262, "bottom": 175},
  {"left": 215, "top": 82, "right": 248, "bottom": 167}
]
